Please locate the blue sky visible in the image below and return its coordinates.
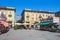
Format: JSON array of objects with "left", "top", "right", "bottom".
[{"left": 0, "top": 0, "right": 60, "bottom": 20}]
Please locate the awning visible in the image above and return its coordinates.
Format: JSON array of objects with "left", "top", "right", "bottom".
[
  {"left": 0, "top": 20, "right": 10, "bottom": 27},
  {"left": 38, "top": 20, "right": 53, "bottom": 25}
]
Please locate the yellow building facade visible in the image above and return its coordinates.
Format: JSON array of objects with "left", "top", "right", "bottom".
[
  {"left": 0, "top": 6, "right": 16, "bottom": 27},
  {"left": 21, "top": 9, "right": 54, "bottom": 28}
]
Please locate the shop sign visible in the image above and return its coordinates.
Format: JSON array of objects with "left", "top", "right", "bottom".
[{"left": 53, "top": 17, "right": 60, "bottom": 23}]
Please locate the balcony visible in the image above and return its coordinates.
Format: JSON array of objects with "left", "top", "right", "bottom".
[{"left": 8, "top": 18, "right": 12, "bottom": 21}]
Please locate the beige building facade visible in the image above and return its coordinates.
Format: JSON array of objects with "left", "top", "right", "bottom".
[
  {"left": 0, "top": 6, "right": 16, "bottom": 27},
  {"left": 21, "top": 9, "right": 54, "bottom": 28}
]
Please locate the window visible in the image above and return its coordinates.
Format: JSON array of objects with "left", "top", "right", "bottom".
[
  {"left": 36, "top": 14, "right": 37, "bottom": 16},
  {"left": 27, "top": 18, "right": 29, "bottom": 20},
  {"left": 39, "top": 15, "right": 42, "bottom": 18},
  {"left": 26, "top": 16, "right": 29, "bottom": 20},
  {"left": 27, "top": 13, "right": 29, "bottom": 15},
  {"left": 35, "top": 22, "right": 38, "bottom": 23},
  {"left": 46, "top": 15, "right": 47, "bottom": 17},
  {"left": 43, "top": 15, "right": 44, "bottom": 17},
  {"left": 32, "top": 18, "right": 34, "bottom": 20},
  {"left": 26, "top": 21, "right": 29, "bottom": 23},
  {"left": 8, "top": 11, "right": 12, "bottom": 17},
  {"left": 36, "top": 18, "right": 37, "bottom": 20},
  {"left": 34, "top": 21, "right": 38, "bottom": 24},
  {"left": 9, "top": 11, "right": 12, "bottom": 14},
  {"left": 26, "top": 16, "right": 29, "bottom": 18},
  {"left": 32, "top": 14, "right": 34, "bottom": 16},
  {"left": 8, "top": 15, "right": 12, "bottom": 17}
]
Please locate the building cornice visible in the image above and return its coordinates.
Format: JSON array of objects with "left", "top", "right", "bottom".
[
  {"left": 0, "top": 6, "right": 16, "bottom": 12},
  {"left": 23, "top": 9, "right": 54, "bottom": 14}
]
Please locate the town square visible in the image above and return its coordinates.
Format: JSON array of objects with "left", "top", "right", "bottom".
[{"left": 0, "top": 0, "right": 60, "bottom": 40}]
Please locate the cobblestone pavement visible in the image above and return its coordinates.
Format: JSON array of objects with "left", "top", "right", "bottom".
[{"left": 0, "top": 29, "right": 60, "bottom": 40}]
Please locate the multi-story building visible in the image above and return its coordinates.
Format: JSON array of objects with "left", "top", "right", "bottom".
[
  {"left": 55, "top": 11, "right": 60, "bottom": 23},
  {"left": 55, "top": 11, "right": 60, "bottom": 17},
  {"left": 21, "top": 9, "right": 54, "bottom": 28},
  {"left": 0, "top": 6, "right": 16, "bottom": 27},
  {"left": 55, "top": 11, "right": 60, "bottom": 28}
]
